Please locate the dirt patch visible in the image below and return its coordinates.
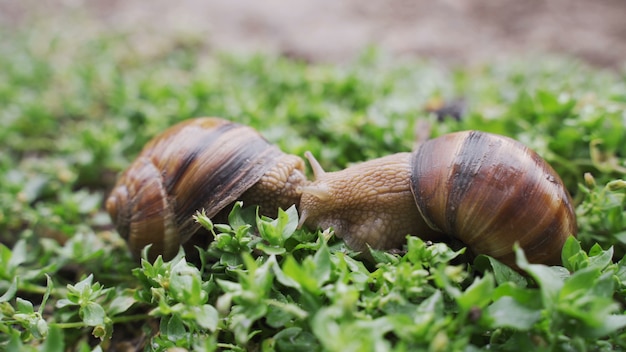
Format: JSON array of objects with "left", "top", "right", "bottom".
[{"left": 2, "top": 0, "right": 626, "bottom": 68}]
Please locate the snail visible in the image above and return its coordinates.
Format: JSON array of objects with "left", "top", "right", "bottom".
[
  {"left": 107, "top": 118, "right": 577, "bottom": 267},
  {"left": 298, "top": 131, "right": 577, "bottom": 266},
  {"left": 106, "top": 117, "right": 307, "bottom": 260}
]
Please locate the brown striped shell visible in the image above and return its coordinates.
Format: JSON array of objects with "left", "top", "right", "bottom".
[
  {"left": 410, "top": 131, "right": 577, "bottom": 266},
  {"left": 106, "top": 117, "right": 306, "bottom": 260}
]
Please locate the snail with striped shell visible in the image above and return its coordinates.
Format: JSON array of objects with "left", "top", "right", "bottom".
[
  {"left": 106, "top": 118, "right": 307, "bottom": 260},
  {"left": 107, "top": 118, "right": 577, "bottom": 266},
  {"left": 298, "top": 131, "right": 577, "bottom": 266}
]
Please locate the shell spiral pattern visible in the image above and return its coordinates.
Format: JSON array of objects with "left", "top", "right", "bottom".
[{"left": 410, "top": 131, "right": 577, "bottom": 265}]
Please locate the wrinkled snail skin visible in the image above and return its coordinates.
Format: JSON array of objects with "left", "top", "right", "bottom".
[
  {"left": 298, "top": 152, "right": 447, "bottom": 252},
  {"left": 106, "top": 118, "right": 307, "bottom": 261},
  {"left": 240, "top": 154, "right": 306, "bottom": 215},
  {"left": 299, "top": 131, "right": 577, "bottom": 267}
]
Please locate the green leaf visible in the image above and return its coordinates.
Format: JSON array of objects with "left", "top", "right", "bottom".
[
  {"left": 81, "top": 302, "right": 106, "bottom": 326},
  {"left": 486, "top": 296, "right": 541, "bottom": 330},
  {"left": 0, "top": 244, "right": 13, "bottom": 279},
  {"left": 473, "top": 255, "right": 527, "bottom": 287},
  {"left": 16, "top": 297, "right": 34, "bottom": 313},
  {"left": 41, "top": 325, "right": 64, "bottom": 352},
  {"left": 256, "top": 205, "right": 299, "bottom": 247},
  {"left": 432, "top": 265, "right": 464, "bottom": 299},
  {"left": 214, "top": 224, "right": 234, "bottom": 234},
  {"left": 558, "top": 271, "right": 619, "bottom": 333},
  {"left": 312, "top": 242, "right": 332, "bottom": 285},
  {"left": 266, "top": 299, "right": 297, "bottom": 328},
  {"left": 281, "top": 255, "right": 321, "bottom": 295},
  {"left": 515, "top": 245, "right": 563, "bottom": 307},
  {"left": 272, "top": 258, "right": 301, "bottom": 289},
  {"left": 70, "top": 274, "right": 96, "bottom": 301},
  {"left": 230, "top": 304, "right": 268, "bottom": 344},
  {"left": 228, "top": 201, "right": 257, "bottom": 229},
  {"left": 55, "top": 298, "right": 74, "bottom": 309},
  {"left": 492, "top": 282, "right": 542, "bottom": 309},
  {"left": 369, "top": 246, "right": 400, "bottom": 264},
  {"left": 588, "top": 244, "right": 613, "bottom": 270},
  {"left": 274, "top": 327, "right": 319, "bottom": 351},
  {"left": 163, "top": 314, "right": 187, "bottom": 341},
  {"left": 587, "top": 314, "right": 626, "bottom": 338},
  {"left": 255, "top": 242, "right": 286, "bottom": 255},
  {"left": 6, "top": 331, "right": 24, "bottom": 352},
  {"left": 456, "top": 274, "right": 494, "bottom": 312},
  {"left": 169, "top": 258, "right": 206, "bottom": 305},
  {"left": 312, "top": 308, "right": 393, "bottom": 351},
  {"left": 561, "top": 236, "right": 583, "bottom": 271},
  {"left": 0, "top": 276, "right": 18, "bottom": 302},
  {"left": 8, "top": 239, "right": 27, "bottom": 269},
  {"left": 401, "top": 290, "right": 446, "bottom": 335},
  {"left": 404, "top": 236, "right": 464, "bottom": 267},
  {"left": 281, "top": 205, "right": 299, "bottom": 240},
  {"left": 108, "top": 293, "right": 136, "bottom": 316},
  {"left": 193, "top": 304, "right": 219, "bottom": 332},
  {"left": 559, "top": 266, "right": 601, "bottom": 299}
]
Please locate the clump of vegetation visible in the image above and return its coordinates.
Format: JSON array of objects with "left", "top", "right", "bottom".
[{"left": 1, "top": 15, "right": 626, "bottom": 351}]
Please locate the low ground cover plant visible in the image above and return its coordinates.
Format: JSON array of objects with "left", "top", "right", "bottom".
[{"left": 1, "top": 18, "right": 626, "bottom": 351}]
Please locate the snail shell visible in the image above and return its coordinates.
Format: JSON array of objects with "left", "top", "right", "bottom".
[
  {"left": 298, "top": 130, "right": 577, "bottom": 266},
  {"left": 106, "top": 117, "right": 306, "bottom": 260},
  {"left": 410, "top": 131, "right": 576, "bottom": 265}
]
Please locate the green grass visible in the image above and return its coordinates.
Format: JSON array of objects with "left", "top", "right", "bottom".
[{"left": 1, "top": 18, "right": 626, "bottom": 351}]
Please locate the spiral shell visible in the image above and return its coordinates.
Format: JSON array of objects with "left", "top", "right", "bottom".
[
  {"left": 106, "top": 117, "right": 305, "bottom": 260},
  {"left": 410, "top": 130, "right": 577, "bottom": 266}
]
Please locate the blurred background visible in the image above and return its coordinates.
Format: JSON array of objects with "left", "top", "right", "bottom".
[{"left": 2, "top": 0, "right": 625, "bottom": 69}]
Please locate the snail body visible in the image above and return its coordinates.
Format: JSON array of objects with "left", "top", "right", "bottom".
[
  {"left": 297, "top": 152, "right": 445, "bottom": 251},
  {"left": 299, "top": 131, "right": 577, "bottom": 266},
  {"left": 106, "top": 117, "right": 306, "bottom": 260}
]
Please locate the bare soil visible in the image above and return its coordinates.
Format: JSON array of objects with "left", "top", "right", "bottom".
[{"left": 2, "top": 0, "right": 626, "bottom": 68}]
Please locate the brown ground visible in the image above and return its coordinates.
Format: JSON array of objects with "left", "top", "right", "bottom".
[{"left": 2, "top": 0, "right": 626, "bottom": 68}]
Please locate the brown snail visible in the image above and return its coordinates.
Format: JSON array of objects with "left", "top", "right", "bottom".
[
  {"left": 298, "top": 131, "right": 577, "bottom": 266},
  {"left": 106, "top": 117, "right": 307, "bottom": 260},
  {"left": 107, "top": 118, "right": 576, "bottom": 267}
]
